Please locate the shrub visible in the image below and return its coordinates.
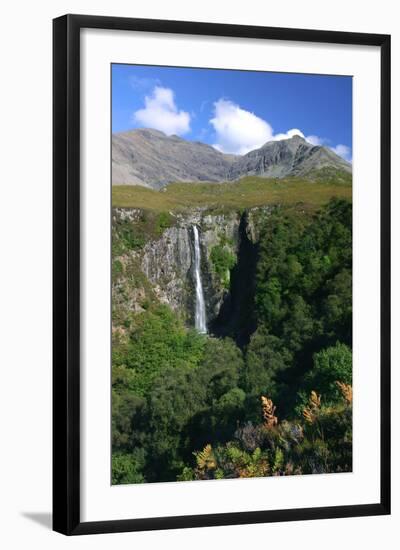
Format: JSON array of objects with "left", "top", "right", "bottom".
[
  {"left": 111, "top": 451, "right": 146, "bottom": 485},
  {"left": 210, "top": 244, "right": 237, "bottom": 288}
]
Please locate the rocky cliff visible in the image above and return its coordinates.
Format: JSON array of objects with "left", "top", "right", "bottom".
[
  {"left": 227, "top": 135, "right": 351, "bottom": 181},
  {"left": 112, "top": 130, "right": 351, "bottom": 188},
  {"left": 112, "top": 206, "right": 274, "bottom": 342},
  {"left": 112, "top": 128, "right": 236, "bottom": 188}
]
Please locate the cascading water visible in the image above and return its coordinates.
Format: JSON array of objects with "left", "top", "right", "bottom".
[{"left": 192, "top": 225, "right": 207, "bottom": 333}]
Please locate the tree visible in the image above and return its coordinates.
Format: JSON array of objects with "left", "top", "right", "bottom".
[
  {"left": 111, "top": 451, "right": 146, "bottom": 485},
  {"left": 303, "top": 342, "right": 352, "bottom": 403},
  {"left": 113, "top": 305, "right": 206, "bottom": 396},
  {"left": 321, "top": 268, "right": 352, "bottom": 345},
  {"left": 244, "top": 325, "right": 291, "bottom": 402}
]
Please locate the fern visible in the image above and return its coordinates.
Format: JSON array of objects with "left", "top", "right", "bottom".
[
  {"left": 336, "top": 381, "right": 352, "bottom": 403},
  {"left": 261, "top": 396, "right": 278, "bottom": 428},
  {"left": 272, "top": 447, "right": 284, "bottom": 474},
  {"left": 303, "top": 390, "right": 321, "bottom": 424},
  {"left": 195, "top": 444, "right": 216, "bottom": 471}
]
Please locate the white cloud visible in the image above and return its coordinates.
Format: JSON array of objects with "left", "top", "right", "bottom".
[
  {"left": 210, "top": 99, "right": 273, "bottom": 155},
  {"left": 209, "top": 98, "right": 352, "bottom": 161},
  {"left": 133, "top": 86, "right": 191, "bottom": 136},
  {"left": 209, "top": 100, "right": 327, "bottom": 155},
  {"left": 330, "top": 144, "right": 352, "bottom": 162},
  {"left": 273, "top": 129, "right": 327, "bottom": 146},
  {"left": 303, "top": 134, "right": 324, "bottom": 146},
  {"left": 273, "top": 128, "right": 306, "bottom": 141}
]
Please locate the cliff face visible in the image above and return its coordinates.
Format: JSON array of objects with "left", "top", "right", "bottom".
[
  {"left": 112, "top": 128, "right": 236, "bottom": 188},
  {"left": 227, "top": 135, "right": 351, "bottom": 180},
  {"left": 112, "top": 206, "right": 273, "bottom": 340},
  {"left": 112, "top": 130, "right": 351, "bottom": 188},
  {"left": 140, "top": 209, "right": 241, "bottom": 326}
]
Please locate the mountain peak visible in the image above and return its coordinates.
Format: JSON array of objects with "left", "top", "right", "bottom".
[
  {"left": 259, "top": 134, "right": 308, "bottom": 151},
  {"left": 228, "top": 134, "right": 350, "bottom": 180},
  {"left": 112, "top": 129, "right": 351, "bottom": 187},
  {"left": 289, "top": 134, "right": 306, "bottom": 142},
  {"left": 133, "top": 128, "right": 166, "bottom": 138}
]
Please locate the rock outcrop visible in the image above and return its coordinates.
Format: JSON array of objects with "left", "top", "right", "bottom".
[
  {"left": 228, "top": 135, "right": 351, "bottom": 180},
  {"left": 112, "top": 205, "right": 280, "bottom": 344},
  {"left": 140, "top": 209, "right": 241, "bottom": 325},
  {"left": 112, "top": 130, "right": 351, "bottom": 188},
  {"left": 112, "top": 129, "right": 236, "bottom": 189}
]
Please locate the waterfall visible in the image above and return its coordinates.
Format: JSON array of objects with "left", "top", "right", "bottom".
[{"left": 192, "top": 225, "right": 207, "bottom": 333}]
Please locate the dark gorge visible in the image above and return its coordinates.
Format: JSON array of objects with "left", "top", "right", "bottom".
[{"left": 210, "top": 211, "right": 259, "bottom": 348}]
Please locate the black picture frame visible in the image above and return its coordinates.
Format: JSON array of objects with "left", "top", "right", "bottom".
[{"left": 53, "top": 14, "right": 391, "bottom": 536}]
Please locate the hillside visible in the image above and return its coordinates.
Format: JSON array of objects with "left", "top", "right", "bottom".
[
  {"left": 112, "top": 175, "right": 352, "bottom": 212},
  {"left": 227, "top": 135, "right": 351, "bottom": 181},
  {"left": 112, "top": 130, "right": 352, "bottom": 188},
  {"left": 112, "top": 128, "right": 235, "bottom": 189}
]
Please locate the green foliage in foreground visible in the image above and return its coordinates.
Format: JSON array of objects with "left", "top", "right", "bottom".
[
  {"left": 180, "top": 388, "right": 352, "bottom": 480},
  {"left": 112, "top": 451, "right": 146, "bottom": 485},
  {"left": 302, "top": 342, "right": 353, "bottom": 405},
  {"left": 112, "top": 198, "right": 352, "bottom": 484}
]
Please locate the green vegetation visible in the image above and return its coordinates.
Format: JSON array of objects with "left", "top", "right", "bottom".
[
  {"left": 112, "top": 176, "right": 351, "bottom": 212},
  {"left": 210, "top": 244, "right": 237, "bottom": 288},
  {"left": 112, "top": 196, "right": 352, "bottom": 484},
  {"left": 301, "top": 343, "right": 352, "bottom": 405},
  {"left": 155, "top": 211, "right": 173, "bottom": 234},
  {"left": 112, "top": 217, "right": 146, "bottom": 256},
  {"left": 112, "top": 210, "right": 174, "bottom": 256},
  {"left": 180, "top": 383, "right": 352, "bottom": 480},
  {"left": 307, "top": 166, "right": 352, "bottom": 185},
  {"left": 112, "top": 305, "right": 206, "bottom": 397}
]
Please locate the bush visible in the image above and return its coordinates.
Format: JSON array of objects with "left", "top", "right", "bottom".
[
  {"left": 155, "top": 211, "right": 173, "bottom": 235},
  {"left": 181, "top": 386, "right": 352, "bottom": 480},
  {"left": 210, "top": 244, "right": 237, "bottom": 288},
  {"left": 301, "top": 342, "right": 352, "bottom": 404},
  {"left": 111, "top": 451, "right": 146, "bottom": 485}
]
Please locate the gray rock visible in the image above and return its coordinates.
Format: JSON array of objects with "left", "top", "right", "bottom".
[
  {"left": 227, "top": 135, "right": 351, "bottom": 180},
  {"left": 112, "top": 206, "right": 281, "bottom": 331},
  {"left": 139, "top": 210, "right": 241, "bottom": 325},
  {"left": 112, "top": 128, "right": 236, "bottom": 188},
  {"left": 141, "top": 223, "right": 193, "bottom": 312},
  {"left": 112, "top": 130, "right": 351, "bottom": 188}
]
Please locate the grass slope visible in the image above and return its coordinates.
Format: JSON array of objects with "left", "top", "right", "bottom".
[{"left": 113, "top": 176, "right": 352, "bottom": 212}]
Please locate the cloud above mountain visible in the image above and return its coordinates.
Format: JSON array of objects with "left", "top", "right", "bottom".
[
  {"left": 273, "top": 128, "right": 323, "bottom": 146},
  {"left": 131, "top": 87, "right": 351, "bottom": 161},
  {"left": 133, "top": 86, "right": 191, "bottom": 136},
  {"left": 209, "top": 99, "right": 325, "bottom": 155},
  {"left": 209, "top": 99, "right": 350, "bottom": 159},
  {"left": 210, "top": 99, "right": 274, "bottom": 155},
  {"left": 330, "top": 144, "right": 352, "bottom": 162}
]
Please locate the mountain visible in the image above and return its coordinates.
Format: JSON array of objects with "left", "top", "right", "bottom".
[
  {"left": 112, "top": 128, "right": 235, "bottom": 189},
  {"left": 112, "top": 129, "right": 351, "bottom": 188},
  {"left": 228, "top": 134, "right": 351, "bottom": 181}
]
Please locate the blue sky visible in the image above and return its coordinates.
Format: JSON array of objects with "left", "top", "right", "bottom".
[{"left": 112, "top": 64, "right": 352, "bottom": 160}]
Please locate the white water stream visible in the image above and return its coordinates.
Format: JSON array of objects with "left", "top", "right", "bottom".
[{"left": 193, "top": 225, "right": 207, "bottom": 333}]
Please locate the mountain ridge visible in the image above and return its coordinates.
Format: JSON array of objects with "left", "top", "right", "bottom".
[{"left": 112, "top": 128, "right": 351, "bottom": 189}]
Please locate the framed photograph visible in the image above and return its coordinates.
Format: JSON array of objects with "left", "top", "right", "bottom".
[{"left": 53, "top": 14, "right": 391, "bottom": 535}]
